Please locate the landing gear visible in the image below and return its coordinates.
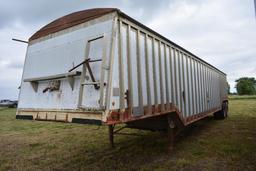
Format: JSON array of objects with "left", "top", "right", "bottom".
[
  {"left": 214, "top": 101, "right": 228, "bottom": 119},
  {"left": 167, "top": 115, "right": 176, "bottom": 151},
  {"left": 108, "top": 125, "right": 114, "bottom": 148}
]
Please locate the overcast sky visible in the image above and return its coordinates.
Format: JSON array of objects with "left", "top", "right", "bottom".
[{"left": 0, "top": 0, "right": 255, "bottom": 100}]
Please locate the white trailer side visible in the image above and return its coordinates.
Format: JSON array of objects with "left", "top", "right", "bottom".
[{"left": 17, "top": 8, "right": 228, "bottom": 146}]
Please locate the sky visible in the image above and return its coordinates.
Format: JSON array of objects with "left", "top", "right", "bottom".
[{"left": 0, "top": 0, "right": 255, "bottom": 100}]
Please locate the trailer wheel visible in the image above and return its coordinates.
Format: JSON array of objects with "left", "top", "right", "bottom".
[{"left": 214, "top": 101, "right": 228, "bottom": 119}]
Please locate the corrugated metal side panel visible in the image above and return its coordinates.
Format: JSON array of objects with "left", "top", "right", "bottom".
[{"left": 113, "top": 17, "right": 227, "bottom": 124}]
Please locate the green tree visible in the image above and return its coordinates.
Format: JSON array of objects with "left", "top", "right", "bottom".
[
  {"left": 227, "top": 82, "right": 231, "bottom": 94},
  {"left": 235, "top": 77, "right": 256, "bottom": 95}
]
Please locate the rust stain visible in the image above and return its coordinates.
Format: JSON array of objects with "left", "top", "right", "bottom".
[
  {"left": 29, "top": 8, "right": 118, "bottom": 41},
  {"left": 107, "top": 99, "right": 227, "bottom": 126}
]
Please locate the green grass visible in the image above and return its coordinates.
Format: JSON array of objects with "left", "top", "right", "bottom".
[
  {"left": 229, "top": 95, "right": 256, "bottom": 100},
  {"left": 0, "top": 98, "right": 255, "bottom": 171}
]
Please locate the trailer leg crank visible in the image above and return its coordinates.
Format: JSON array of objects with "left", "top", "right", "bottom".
[
  {"left": 167, "top": 116, "right": 176, "bottom": 151},
  {"left": 108, "top": 125, "right": 114, "bottom": 148}
]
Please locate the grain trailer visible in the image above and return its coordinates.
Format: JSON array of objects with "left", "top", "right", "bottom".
[{"left": 17, "top": 8, "right": 228, "bottom": 147}]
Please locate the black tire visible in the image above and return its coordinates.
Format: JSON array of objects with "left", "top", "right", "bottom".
[{"left": 214, "top": 101, "right": 228, "bottom": 119}]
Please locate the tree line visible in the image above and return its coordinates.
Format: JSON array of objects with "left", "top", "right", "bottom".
[{"left": 229, "top": 77, "right": 256, "bottom": 95}]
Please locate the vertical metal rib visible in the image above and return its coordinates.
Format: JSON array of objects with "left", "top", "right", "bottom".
[
  {"left": 206, "top": 67, "right": 209, "bottom": 111},
  {"left": 173, "top": 48, "right": 178, "bottom": 109},
  {"left": 201, "top": 64, "right": 205, "bottom": 112},
  {"left": 126, "top": 25, "right": 133, "bottom": 113},
  {"left": 99, "top": 36, "right": 107, "bottom": 108},
  {"left": 164, "top": 44, "right": 170, "bottom": 110},
  {"left": 193, "top": 60, "right": 197, "bottom": 114},
  {"left": 136, "top": 29, "right": 143, "bottom": 114},
  {"left": 197, "top": 62, "right": 201, "bottom": 113},
  {"left": 169, "top": 47, "right": 174, "bottom": 106},
  {"left": 118, "top": 20, "right": 125, "bottom": 110},
  {"left": 158, "top": 42, "right": 164, "bottom": 112},
  {"left": 181, "top": 53, "right": 186, "bottom": 117},
  {"left": 185, "top": 55, "right": 190, "bottom": 117},
  {"left": 209, "top": 69, "right": 212, "bottom": 109},
  {"left": 105, "top": 17, "right": 118, "bottom": 110},
  {"left": 207, "top": 67, "right": 210, "bottom": 110},
  {"left": 152, "top": 38, "right": 158, "bottom": 111},
  {"left": 190, "top": 57, "right": 196, "bottom": 115},
  {"left": 198, "top": 61, "right": 201, "bottom": 113},
  {"left": 144, "top": 34, "right": 152, "bottom": 114},
  {"left": 177, "top": 50, "right": 182, "bottom": 112}
]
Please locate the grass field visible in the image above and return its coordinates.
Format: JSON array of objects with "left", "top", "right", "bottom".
[{"left": 0, "top": 98, "right": 255, "bottom": 171}]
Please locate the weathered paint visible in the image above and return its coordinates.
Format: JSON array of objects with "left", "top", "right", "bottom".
[{"left": 17, "top": 9, "right": 228, "bottom": 130}]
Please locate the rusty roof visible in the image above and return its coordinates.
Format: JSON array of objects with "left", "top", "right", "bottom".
[{"left": 29, "top": 8, "right": 118, "bottom": 41}]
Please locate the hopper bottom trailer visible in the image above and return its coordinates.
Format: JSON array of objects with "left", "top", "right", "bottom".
[{"left": 16, "top": 8, "right": 228, "bottom": 148}]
